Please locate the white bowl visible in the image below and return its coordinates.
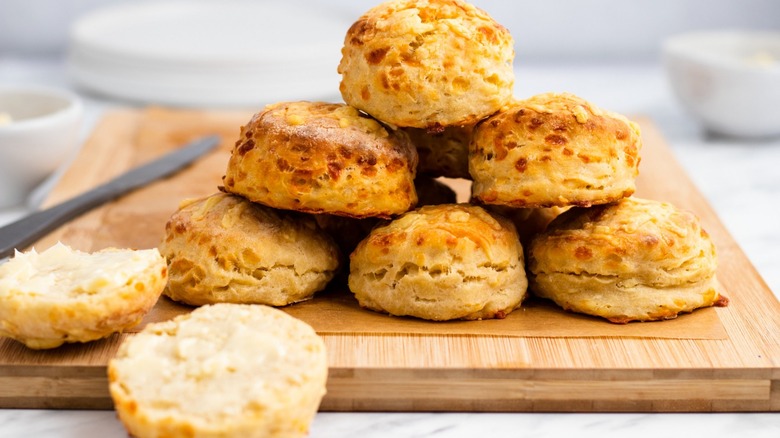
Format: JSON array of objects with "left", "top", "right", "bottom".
[
  {"left": 0, "top": 87, "right": 83, "bottom": 208},
  {"left": 663, "top": 30, "right": 780, "bottom": 138}
]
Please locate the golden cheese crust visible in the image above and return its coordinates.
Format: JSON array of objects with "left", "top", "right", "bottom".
[
  {"left": 406, "top": 124, "right": 473, "bottom": 179},
  {"left": 528, "top": 197, "right": 728, "bottom": 323},
  {"left": 109, "top": 304, "right": 327, "bottom": 438},
  {"left": 349, "top": 203, "right": 527, "bottom": 321},
  {"left": 0, "top": 243, "right": 166, "bottom": 349},
  {"left": 338, "top": 0, "right": 514, "bottom": 128},
  {"left": 223, "top": 101, "right": 418, "bottom": 219},
  {"left": 160, "top": 193, "right": 340, "bottom": 306},
  {"left": 470, "top": 93, "right": 642, "bottom": 208}
]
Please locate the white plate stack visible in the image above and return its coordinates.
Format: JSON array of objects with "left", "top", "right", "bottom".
[{"left": 67, "top": 0, "right": 351, "bottom": 108}]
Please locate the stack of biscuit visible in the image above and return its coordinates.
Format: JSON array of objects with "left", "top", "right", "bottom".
[
  {"left": 114, "top": 1, "right": 731, "bottom": 435},
  {"left": 160, "top": 0, "right": 727, "bottom": 325},
  {"left": 103, "top": 2, "right": 732, "bottom": 435}
]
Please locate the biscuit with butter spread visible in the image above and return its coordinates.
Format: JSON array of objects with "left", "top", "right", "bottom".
[{"left": 0, "top": 243, "right": 166, "bottom": 349}]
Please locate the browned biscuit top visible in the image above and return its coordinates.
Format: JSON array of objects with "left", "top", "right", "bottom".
[
  {"left": 529, "top": 197, "right": 716, "bottom": 286},
  {"left": 475, "top": 94, "right": 640, "bottom": 167},
  {"left": 160, "top": 192, "right": 340, "bottom": 306},
  {"left": 223, "top": 101, "right": 418, "bottom": 218},
  {"left": 353, "top": 203, "right": 520, "bottom": 269},
  {"left": 470, "top": 93, "right": 642, "bottom": 208},
  {"left": 339, "top": 0, "right": 514, "bottom": 128}
]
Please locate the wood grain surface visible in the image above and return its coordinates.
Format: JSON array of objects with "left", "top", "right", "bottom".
[{"left": 1, "top": 107, "right": 779, "bottom": 412}]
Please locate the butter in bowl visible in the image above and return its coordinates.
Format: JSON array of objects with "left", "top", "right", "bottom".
[
  {"left": 0, "top": 86, "right": 83, "bottom": 209},
  {"left": 663, "top": 30, "right": 780, "bottom": 138}
]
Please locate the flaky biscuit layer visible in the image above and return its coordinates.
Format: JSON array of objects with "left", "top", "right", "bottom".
[
  {"left": 349, "top": 204, "right": 527, "bottom": 321},
  {"left": 160, "top": 193, "right": 340, "bottom": 306},
  {"left": 529, "top": 197, "right": 726, "bottom": 323}
]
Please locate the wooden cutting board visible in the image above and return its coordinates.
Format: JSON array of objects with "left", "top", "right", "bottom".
[{"left": 1, "top": 107, "right": 779, "bottom": 412}]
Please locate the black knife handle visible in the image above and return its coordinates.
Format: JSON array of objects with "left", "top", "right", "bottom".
[
  {"left": 0, "top": 135, "right": 220, "bottom": 259},
  {"left": 0, "top": 184, "right": 119, "bottom": 259}
]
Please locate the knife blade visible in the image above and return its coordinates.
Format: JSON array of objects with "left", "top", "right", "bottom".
[{"left": 0, "top": 135, "right": 221, "bottom": 259}]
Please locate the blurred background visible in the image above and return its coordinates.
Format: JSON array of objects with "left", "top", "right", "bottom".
[
  {"left": 2, "top": 0, "right": 779, "bottom": 61},
  {"left": 1, "top": 0, "right": 778, "bottom": 111}
]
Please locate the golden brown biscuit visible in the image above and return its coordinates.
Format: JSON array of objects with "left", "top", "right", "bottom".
[
  {"left": 470, "top": 92, "right": 642, "bottom": 208},
  {"left": 338, "top": 0, "right": 514, "bottom": 129},
  {"left": 160, "top": 193, "right": 340, "bottom": 306},
  {"left": 0, "top": 243, "right": 166, "bottom": 349},
  {"left": 406, "top": 124, "right": 473, "bottom": 179},
  {"left": 223, "top": 101, "right": 418, "bottom": 219},
  {"left": 528, "top": 197, "right": 728, "bottom": 323},
  {"left": 109, "top": 304, "right": 327, "bottom": 438},
  {"left": 315, "top": 177, "right": 455, "bottom": 255},
  {"left": 349, "top": 204, "right": 527, "bottom": 321}
]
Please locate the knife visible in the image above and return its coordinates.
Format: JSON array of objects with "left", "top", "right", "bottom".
[{"left": 0, "top": 135, "right": 221, "bottom": 259}]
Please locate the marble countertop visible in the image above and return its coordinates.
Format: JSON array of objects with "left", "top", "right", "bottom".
[{"left": 1, "top": 56, "right": 779, "bottom": 437}]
